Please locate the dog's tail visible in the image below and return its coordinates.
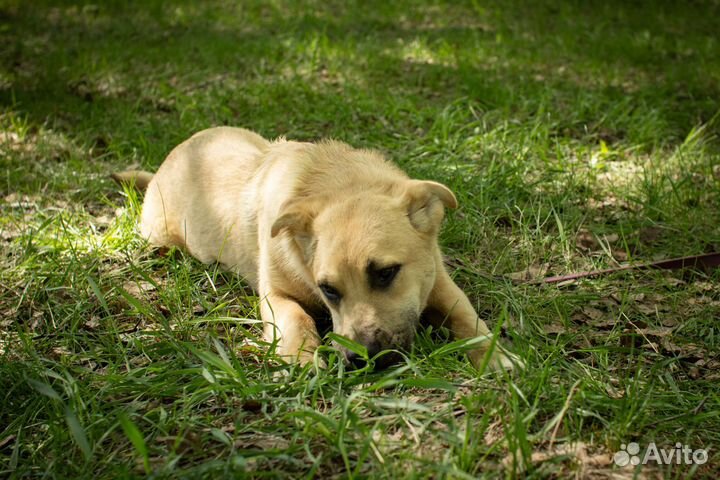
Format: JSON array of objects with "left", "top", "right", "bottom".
[{"left": 110, "top": 170, "right": 154, "bottom": 192}]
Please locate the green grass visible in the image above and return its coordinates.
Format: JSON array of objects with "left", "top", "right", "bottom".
[{"left": 1, "top": 0, "right": 719, "bottom": 477}]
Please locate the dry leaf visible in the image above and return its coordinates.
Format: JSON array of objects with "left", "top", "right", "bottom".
[
  {"left": 660, "top": 317, "right": 679, "bottom": 327},
  {"left": 693, "top": 281, "right": 716, "bottom": 292},
  {"left": 660, "top": 339, "right": 706, "bottom": 359},
  {"left": 576, "top": 229, "right": 599, "bottom": 250},
  {"left": 612, "top": 249, "right": 628, "bottom": 261},
  {"left": 637, "top": 327, "right": 674, "bottom": 337},
  {"left": 234, "top": 434, "right": 290, "bottom": 450},
  {"left": 665, "top": 277, "right": 685, "bottom": 287},
  {"left": 506, "top": 263, "right": 549, "bottom": 281},
  {"left": 50, "top": 346, "right": 71, "bottom": 358},
  {"left": 122, "top": 280, "right": 156, "bottom": 297},
  {"left": 502, "top": 442, "right": 614, "bottom": 476},
  {"left": 639, "top": 226, "right": 663, "bottom": 245},
  {"left": 610, "top": 292, "right": 645, "bottom": 303},
  {"left": 484, "top": 420, "right": 505, "bottom": 446},
  {"left": 695, "top": 358, "right": 720, "bottom": 369},
  {"left": 93, "top": 214, "right": 112, "bottom": 227},
  {"left": 604, "top": 233, "right": 619, "bottom": 243},
  {"left": 582, "top": 306, "right": 605, "bottom": 321},
  {"left": 641, "top": 341, "right": 660, "bottom": 351},
  {"left": 636, "top": 304, "right": 657, "bottom": 315},
  {"left": 543, "top": 323, "right": 565, "bottom": 335},
  {"left": 572, "top": 306, "right": 616, "bottom": 328},
  {"left": 85, "top": 316, "right": 100, "bottom": 329},
  {"left": 605, "top": 384, "right": 625, "bottom": 399}
]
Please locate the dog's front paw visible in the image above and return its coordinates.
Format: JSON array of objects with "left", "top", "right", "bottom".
[
  {"left": 468, "top": 345, "right": 524, "bottom": 372},
  {"left": 272, "top": 349, "right": 327, "bottom": 380},
  {"left": 298, "top": 350, "right": 327, "bottom": 369},
  {"left": 277, "top": 347, "right": 326, "bottom": 368}
]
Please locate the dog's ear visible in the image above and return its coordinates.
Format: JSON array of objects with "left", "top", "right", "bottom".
[
  {"left": 271, "top": 206, "right": 313, "bottom": 238},
  {"left": 271, "top": 199, "right": 317, "bottom": 261},
  {"left": 403, "top": 180, "right": 458, "bottom": 234}
]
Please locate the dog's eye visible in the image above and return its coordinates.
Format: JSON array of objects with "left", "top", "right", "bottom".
[
  {"left": 319, "top": 283, "right": 342, "bottom": 303},
  {"left": 370, "top": 264, "right": 401, "bottom": 289}
]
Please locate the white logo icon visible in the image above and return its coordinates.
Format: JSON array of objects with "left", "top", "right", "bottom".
[{"left": 613, "top": 442, "right": 641, "bottom": 466}]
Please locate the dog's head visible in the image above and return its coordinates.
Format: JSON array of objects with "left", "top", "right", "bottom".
[{"left": 271, "top": 180, "right": 457, "bottom": 367}]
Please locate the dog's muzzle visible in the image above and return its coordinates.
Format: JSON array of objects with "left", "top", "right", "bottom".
[{"left": 339, "top": 328, "right": 414, "bottom": 370}]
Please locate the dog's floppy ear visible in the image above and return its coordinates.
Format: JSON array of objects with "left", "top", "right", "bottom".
[
  {"left": 271, "top": 204, "right": 314, "bottom": 238},
  {"left": 271, "top": 199, "right": 318, "bottom": 261},
  {"left": 403, "top": 180, "right": 458, "bottom": 234}
]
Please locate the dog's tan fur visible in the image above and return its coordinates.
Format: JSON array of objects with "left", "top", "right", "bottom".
[{"left": 116, "top": 127, "right": 518, "bottom": 370}]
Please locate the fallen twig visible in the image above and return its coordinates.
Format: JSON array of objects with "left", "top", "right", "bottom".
[{"left": 534, "top": 252, "right": 720, "bottom": 285}]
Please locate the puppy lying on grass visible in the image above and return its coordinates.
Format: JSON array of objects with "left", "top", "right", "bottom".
[{"left": 114, "top": 127, "right": 519, "bottom": 371}]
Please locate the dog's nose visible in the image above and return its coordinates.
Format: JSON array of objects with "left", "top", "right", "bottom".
[
  {"left": 345, "top": 340, "right": 406, "bottom": 370},
  {"left": 345, "top": 340, "right": 382, "bottom": 369},
  {"left": 365, "top": 339, "right": 382, "bottom": 359},
  {"left": 345, "top": 350, "right": 365, "bottom": 368}
]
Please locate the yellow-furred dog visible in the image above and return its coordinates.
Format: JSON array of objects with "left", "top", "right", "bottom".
[{"left": 115, "top": 127, "right": 518, "bottom": 370}]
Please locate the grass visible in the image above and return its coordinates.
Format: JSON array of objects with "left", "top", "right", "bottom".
[{"left": 1, "top": 0, "right": 719, "bottom": 477}]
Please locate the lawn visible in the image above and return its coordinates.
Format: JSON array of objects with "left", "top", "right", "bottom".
[{"left": 1, "top": 0, "right": 719, "bottom": 478}]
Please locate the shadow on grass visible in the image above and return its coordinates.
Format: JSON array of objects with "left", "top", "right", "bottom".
[
  {"left": 2, "top": 0, "right": 718, "bottom": 148},
  {"left": 1, "top": 0, "right": 718, "bottom": 254}
]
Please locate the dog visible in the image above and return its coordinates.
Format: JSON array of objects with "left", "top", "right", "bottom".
[{"left": 113, "top": 127, "right": 519, "bottom": 371}]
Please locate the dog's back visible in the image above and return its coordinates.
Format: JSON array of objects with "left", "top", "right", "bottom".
[{"left": 139, "top": 127, "right": 270, "bottom": 279}]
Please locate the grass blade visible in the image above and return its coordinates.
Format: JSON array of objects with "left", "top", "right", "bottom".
[
  {"left": 119, "top": 414, "right": 150, "bottom": 475},
  {"left": 65, "top": 406, "right": 92, "bottom": 461}
]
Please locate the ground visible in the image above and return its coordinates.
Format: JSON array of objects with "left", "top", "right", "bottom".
[{"left": 1, "top": 1, "right": 719, "bottom": 478}]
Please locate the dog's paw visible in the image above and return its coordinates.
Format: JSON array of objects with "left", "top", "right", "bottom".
[
  {"left": 299, "top": 351, "right": 327, "bottom": 369},
  {"left": 272, "top": 350, "right": 326, "bottom": 380},
  {"left": 281, "top": 347, "right": 326, "bottom": 369},
  {"left": 468, "top": 346, "right": 524, "bottom": 373}
]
